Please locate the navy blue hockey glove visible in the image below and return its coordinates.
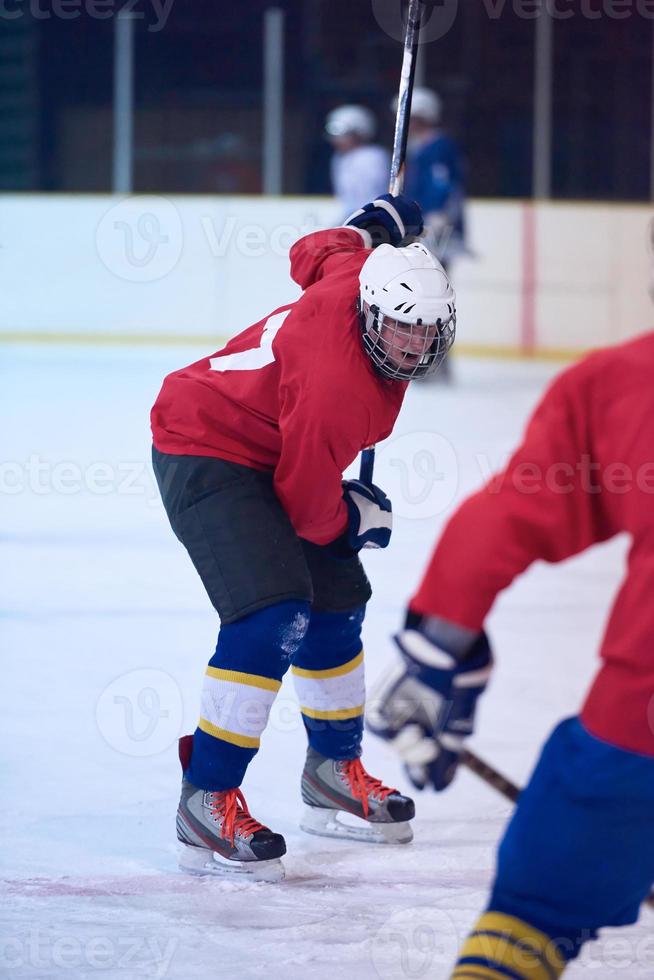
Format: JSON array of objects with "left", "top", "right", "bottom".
[
  {"left": 366, "top": 611, "right": 493, "bottom": 791},
  {"left": 343, "top": 479, "right": 393, "bottom": 550},
  {"left": 343, "top": 193, "right": 424, "bottom": 248}
]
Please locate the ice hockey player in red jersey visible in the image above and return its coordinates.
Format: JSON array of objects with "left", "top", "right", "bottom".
[
  {"left": 368, "top": 331, "right": 654, "bottom": 973},
  {"left": 151, "top": 193, "right": 456, "bottom": 880}
]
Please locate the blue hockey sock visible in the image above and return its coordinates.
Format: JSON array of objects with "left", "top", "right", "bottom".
[
  {"left": 291, "top": 606, "right": 366, "bottom": 759},
  {"left": 186, "top": 600, "right": 310, "bottom": 791}
]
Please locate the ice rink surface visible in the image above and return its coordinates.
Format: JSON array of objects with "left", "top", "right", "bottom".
[{"left": 2, "top": 344, "right": 652, "bottom": 979}]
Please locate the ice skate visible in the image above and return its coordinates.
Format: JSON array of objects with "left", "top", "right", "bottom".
[
  {"left": 176, "top": 736, "right": 286, "bottom": 882},
  {"left": 300, "top": 747, "right": 414, "bottom": 844}
]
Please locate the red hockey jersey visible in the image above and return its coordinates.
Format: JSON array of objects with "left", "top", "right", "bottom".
[
  {"left": 411, "top": 332, "right": 654, "bottom": 758},
  {"left": 151, "top": 228, "right": 407, "bottom": 545}
]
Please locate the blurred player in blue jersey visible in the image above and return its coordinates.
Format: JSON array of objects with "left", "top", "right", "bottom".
[
  {"left": 403, "top": 87, "right": 466, "bottom": 274},
  {"left": 401, "top": 88, "right": 466, "bottom": 381}
]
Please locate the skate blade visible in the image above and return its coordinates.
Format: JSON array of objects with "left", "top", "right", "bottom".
[
  {"left": 178, "top": 843, "right": 285, "bottom": 882},
  {"left": 300, "top": 805, "right": 413, "bottom": 845}
]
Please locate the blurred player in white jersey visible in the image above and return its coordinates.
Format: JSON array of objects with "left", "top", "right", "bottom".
[{"left": 325, "top": 105, "right": 390, "bottom": 219}]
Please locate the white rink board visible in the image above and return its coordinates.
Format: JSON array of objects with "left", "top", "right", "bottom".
[
  {"left": 452, "top": 200, "right": 525, "bottom": 350},
  {"left": 0, "top": 194, "right": 652, "bottom": 352},
  {"left": 0, "top": 195, "right": 336, "bottom": 337},
  {"left": 534, "top": 203, "right": 653, "bottom": 350},
  {"left": 1, "top": 344, "right": 652, "bottom": 979}
]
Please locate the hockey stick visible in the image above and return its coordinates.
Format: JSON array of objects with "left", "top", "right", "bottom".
[
  {"left": 359, "top": 0, "right": 430, "bottom": 486},
  {"left": 460, "top": 747, "right": 654, "bottom": 911},
  {"left": 460, "top": 747, "right": 521, "bottom": 804}
]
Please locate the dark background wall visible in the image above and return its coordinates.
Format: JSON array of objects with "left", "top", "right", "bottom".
[{"left": 0, "top": 0, "right": 651, "bottom": 199}]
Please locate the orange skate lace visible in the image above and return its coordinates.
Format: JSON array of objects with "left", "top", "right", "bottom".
[
  {"left": 338, "top": 759, "right": 396, "bottom": 818},
  {"left": 207, "top": 788, "right": 266, "bottom": 846}
]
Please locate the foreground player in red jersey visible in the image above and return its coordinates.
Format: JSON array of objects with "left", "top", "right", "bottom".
[
  {"left": 151, "top": 193, "right": 456, "bottom": 880},
  {"left": 369, "top": 331, "right": 654, "bottom": 975}
]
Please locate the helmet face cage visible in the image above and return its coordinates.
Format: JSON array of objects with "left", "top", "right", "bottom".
[{"left": 358, "top": 299, "right": 456, "bottom": 381}]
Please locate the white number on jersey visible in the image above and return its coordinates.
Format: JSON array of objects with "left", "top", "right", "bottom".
[{"left": 209, "top": 309, "right": 291, "bottom": 373}]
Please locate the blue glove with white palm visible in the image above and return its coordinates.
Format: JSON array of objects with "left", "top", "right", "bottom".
[
  {"left": 366, "top": 611, "right": 493, "bottom": 791},
  {"left": 343, "top": 479, "right": 393, "bottom": 550},
  {"left": 344, "top": 193, "right": 424, "bottom": 248}
]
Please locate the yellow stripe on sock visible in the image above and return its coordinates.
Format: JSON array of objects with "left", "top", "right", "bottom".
[
  {"left": 292, "top": 650, "right": 363, "bottom": 680},
  {"left": 300, "top": 704, "right": 364, "bottom": 721},
  {"left": 452, "top": 968, "right": 517, "bottom": 980},
  {"left": 205, "top": 666, "right": 281, "bottom": 692},
  {"left": 452, "top": 968, "right": 516, "bottom": 980},
  {"left": 455, "top": 912, "right": 565, "bottom": 980},
  {"left": 198, "top": 717, "right": 260, "bottom": 749}
]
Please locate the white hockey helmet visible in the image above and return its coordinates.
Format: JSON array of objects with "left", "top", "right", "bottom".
[
  {"left": 358, "top": 242, "right": 456, "bottom": 381},
  {"left": 408, "top": 87, "right": 442, "bottom": 124},
  {"left": 325, "top": 105, "right": 376, "bottom": 141}
]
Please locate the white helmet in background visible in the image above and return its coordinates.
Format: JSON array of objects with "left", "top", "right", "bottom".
[
  {"left": 358, "top": 242, "right": 456, "bottom": 380},
  {"left": 325, "top": 105, "right": 376, "bottom": 141},
  {"left": 409, "top": 87, "right": 442, "bottom": 124}
]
